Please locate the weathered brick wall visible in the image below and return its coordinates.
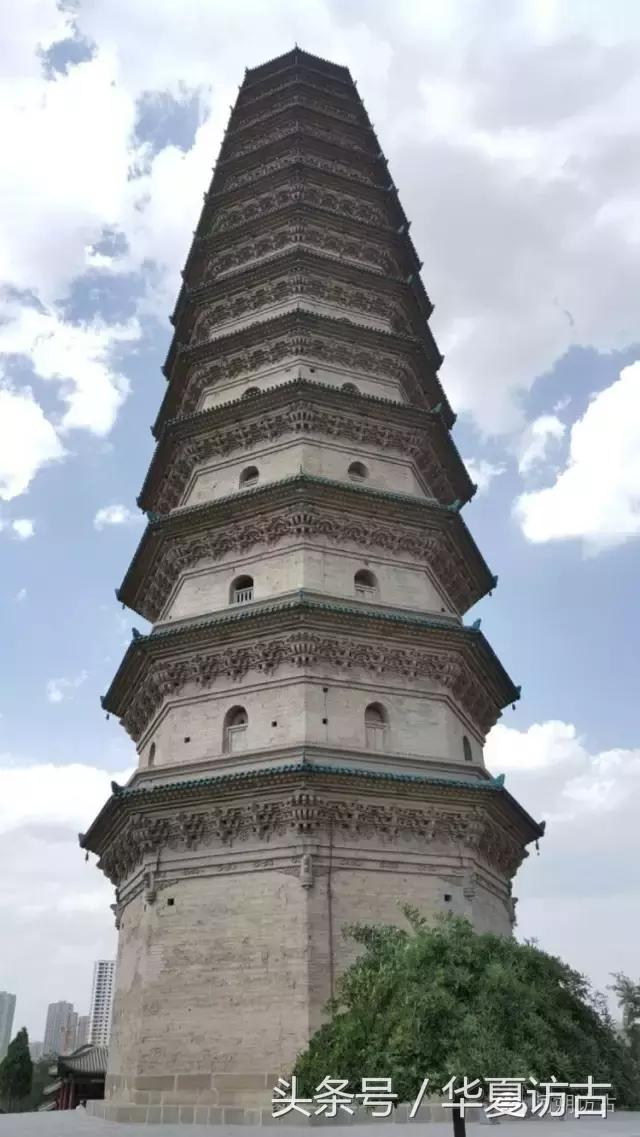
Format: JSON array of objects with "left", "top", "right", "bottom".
[{"left": 138, "top": 667, "right": 484, "bottom": 774}]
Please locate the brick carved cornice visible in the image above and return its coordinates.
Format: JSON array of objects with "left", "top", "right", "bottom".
[
  {"left": 95, "top": 795, "right": 526, "bottom": 888},
  {"left": 144, "top": 389, "right": 468, "bottom": 513},
  {"left": 108, "top": 621, "right": 508, "bottom": 743},
  {"left": 231, "top": 90, "right": 366, "bottom": 134},
  {"left": 239, "top": 65, "right": 353, "bottom": 106},
  {"left": 201, "top": 214, "right": 400, "bottom": 283},
  {"left": 205, "top": 179, "right": 391, "bottom": 239},
  {"left": 222, "top": 115, "right": 374, "bottom": 164},
  {"left": 122, "top": 495, "right": 491, "bottom": 622},
  {"left": 217, "top": 147, "right": 382, "bottom": 194},
  {"left": 191, "top": 269, "right": 411, "bottom": 342},
  {"left": 156, "top": 313, "right": 450, "bottom": 433}
]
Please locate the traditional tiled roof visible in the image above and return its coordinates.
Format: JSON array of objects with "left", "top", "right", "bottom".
[
  {"left": 58, "top": 1045, "right": 108, "bottom": 1076},
  {"left": 118, "top": 761, "right": 503, "bottom": 800}
]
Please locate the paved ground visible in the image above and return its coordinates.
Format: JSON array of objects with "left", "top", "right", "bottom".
[{"left": 1, "top": 1114, "right": 640, "bottom": 1137}]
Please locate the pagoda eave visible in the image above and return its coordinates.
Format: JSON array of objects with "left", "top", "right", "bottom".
[
  {"left": 169, "top": 246, "right": 437, "bottom": 366},
  {"left": 180, "top": 209, "right": 433, "bottom": 329},
  {"left": 101, "top": 594, "right": 519, "bottom": 742},
  {"left": 218, "top": 105, "right": 379, "bottom": 170},
  {"left": 80, "top": 757, "right": 543, "bottom": 867},
  {"left": 140, "top": 380, "right": 470, "bottom": 514},
  {"left": 209, "top": 128, "right": 386, "bottom": 199},
  {"left": 197, "top": 154, "right": 408, "bottom": 247},
  {"left": 120, "top": 474, "right": 495, "bottom": 622},
  {"left": 228, "top": 80, "right": 370, "bottom": 138},
  {"left": 154, "top": 309, "right": 453, "bottom": 433}
]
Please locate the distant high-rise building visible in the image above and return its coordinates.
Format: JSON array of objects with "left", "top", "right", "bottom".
[
  {"left": 89, "top": 960, "right": 115, "bottom": 1046},
  {"left": 61, "top": 1009, "right": 78, "bottom": 1055},
  {"left": 75, "top": 1014, "right": 90, "bottom": 1049},
  {"left": 43, "top": 1001, "right": 74, "bottom": 1056},
  {"left": 0, "top": 992, "right": 16, "bottom": 1059},
  {"left": 29, "top": 1040, "right": 44, "bottom": 1061}
]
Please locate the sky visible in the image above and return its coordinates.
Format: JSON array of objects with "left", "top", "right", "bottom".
[{"left": 1, "top": 0, "right": 639, "bottom": 1041}]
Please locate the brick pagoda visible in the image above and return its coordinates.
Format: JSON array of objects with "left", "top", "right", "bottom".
[{"left": 81, "top": 48, "right": 543, "bottom": 1125}]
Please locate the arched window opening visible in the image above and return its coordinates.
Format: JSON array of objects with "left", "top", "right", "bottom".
[
  {"left": 341, "top": 382, "right": 359, "bottom": 395},
  {"left": 223, "top": 706, "right": 248, "bottom": 753},
  {"left": 239, "top": 465, "right": 259, "bottom": 489},
  {"left": 354, "top": 569, "right": 378, "bottom": 601},
  {"left": 148, "top": 742, "right": 156, "bottom": 767},
  {"left": 365, "top": 702, "right": 387, "bottom": 751},
  {"left": 348, "top": 460, "right": 368, "bottom": 482},
  {"left": 463, "top": 735, "right": 473, "bottom": 762},
  {"left": 242, "top": 386, "right": 259, "bottom": 398},
  {"left": 231, "top": 575, "right": 254, "bottom": 604}
]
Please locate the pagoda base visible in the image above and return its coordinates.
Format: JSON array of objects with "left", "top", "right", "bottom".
[{"left": 81, "top": 764, "right": 532, "bottom": 1124}]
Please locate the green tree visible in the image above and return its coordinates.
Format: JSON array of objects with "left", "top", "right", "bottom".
[
  {"left": 0, "top": 1028, "right": 33, "bottom": 1112},
  {"left": 293, "top": 910, "right": 639, "bottom": 1137},
  {"left": 611, "top": 973, "right": 640, "bottom": 1067},
  {"left": 25, "top": 1057, "right": 55, "bottom": 1112}
]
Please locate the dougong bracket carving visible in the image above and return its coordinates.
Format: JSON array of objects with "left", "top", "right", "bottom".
[
  {"left": 120, "top": 631, "right": 499, "bottom": 742},
  {"left": 97, "top": 795, "right": 525, "bottom": 891}
]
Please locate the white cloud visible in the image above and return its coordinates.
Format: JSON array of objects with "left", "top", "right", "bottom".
[
  {"left": 486, "top": 717, "right": 640, "bottom": 824},
  {"left": 0, "top": 386, "right": 65, "bottom": 501},
  {"left": 10, "top": 518, "right": 35, "bottom": 540},
  {"left": 486, "top": 719, "right": 582, "bottom": 773},
  {"left": 464, "top": 457, "right": 506, "bottom": 495},
  {"left": 46, "top": 671, "right": 89, "bottom": 705},
  {"left": 15, "top": 588, "right": 27, "bottom": 602},
  {"left": 94, "top": 503, "right": 143, "bottom": 529},
  {"left": 517, "top": 413, "right": 566, "bottom": 475},
  {"left": 515, "top": 360, "right": 640, "bottom": 551},
  {"left": 0, "top": 0, "right": 637, "bottom": 464},
  {"left": 0, "top": 758, "right": 132, "bottom": 835},
  {"left": 0, "top": 305, "right": 139, "bottom": 437},
  {"left": 485, "top": 717, "right": 640, "bottom": 1000},
  {"left": 0, "top": 752, "right": 134, "bottom": 1033}
]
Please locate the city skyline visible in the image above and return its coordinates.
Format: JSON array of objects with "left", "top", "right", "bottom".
[{"left": 29, "top": 958, "right": 115, "bottom": 1056}]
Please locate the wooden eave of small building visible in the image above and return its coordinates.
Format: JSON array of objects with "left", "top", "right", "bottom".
[
  {"left": 119, "top": 474, "right": 495, "bottom": 620},
  {"left": 79, "top": 759, "right": 544, "bottom": 860},
  {"left": 100, "top": 593, "right": 520, "bottom": 725},
  {"left": 166, "top": 246, "right": 439, "bottom": 377},
  {"left": 154, "top": 309, "right": 452, "bottom": 437},
  {"left": 140, "top": 380, "right": 471, "bottom": 509}
]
